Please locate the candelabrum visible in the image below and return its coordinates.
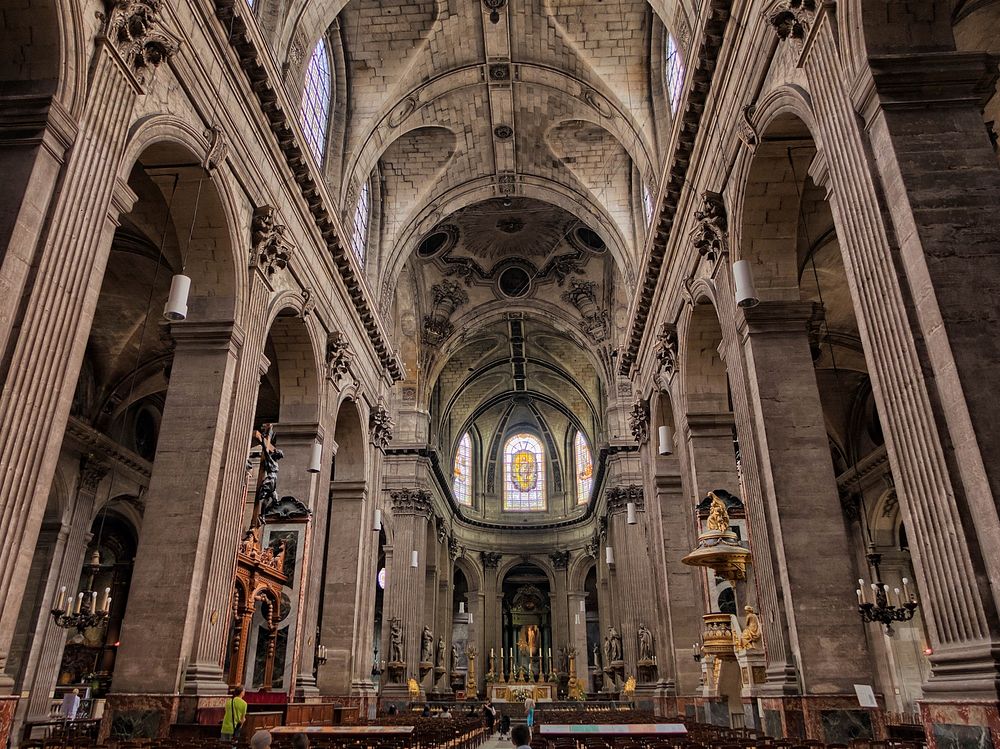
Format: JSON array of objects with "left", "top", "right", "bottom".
[
  {"left": 856, "top": 548, "right": 918, "bottom": 634},
  {"left": 315, "top": 643, "right": 329, "bottom": 666},
  {"left": 51, "top": 550, "right": 111, "bottom": 633}
]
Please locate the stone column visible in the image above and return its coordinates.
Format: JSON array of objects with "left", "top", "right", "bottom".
[
  {"left": 379, "top": 488, "right": 432, "bottom": 696},
  {"left": 317, "top": 478, "right": 368, "bottom": 696},
  {"left": 0, "top": 29, "right": 163, "bottom": 691},
  {"left": 22, "top": 461, "right": 108, "bottom": 720},
  {"left": 480, "top": 553, "right": 502, "bottom": 673},
  {"left": 566, "top": 591, "right": 589, "bottom": 684},
  {"left": 740, "top": 301, "right": 872, "bottom": 692},
  {"left": 111, "top": 319, "right": 247, "bottom": 694},
  {"left": 549, "top": 557, "right": 570, "bottom": 677},
  {"left": 683, "top": 412, "right": 741, "bottom": 499}
]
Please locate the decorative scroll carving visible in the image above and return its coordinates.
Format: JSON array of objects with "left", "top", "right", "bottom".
[
  {"left": 263, "top": 495, "right": 312, "bottom": 521},
  {"left": 325, "top": 331, "right": 354, "bottom": 381},
  {"left": 251, "top": 206, "right": 294, "bottom": 277},
  {"left": 435, "top": 515, "right": 447, "bottom": 544},
  {"left": 390, "top": 488, "right": 433, "bottom": 517},
  {"left": 737, "top": 104, "right": 758, "bottom": 151},
  {"left": 423, "top": 281, "right": 469, "bottom": 346},
  {"left": 480, "top": 551, "right": 503, "bottom": 569},
  {"left": 585, "top": 537, "right": 599, "bottom": 559},
  {"left": 562, "top": 279, "right": 609, "bottom": 341},
  {"left": 203, "top": 125, "right": 229, "bottom": 171},
  {"left": 448, "top": 536, "right": 463, "bottom": 560},
  {"left": 300, "top": 287, "right": 315, "bottom": 318},
  {"left": 689, "top": 191, "right": 728, "bottom": 261},
  {"left": 105, "top": 0, "right": 180, "bottom": 81},
  {"left": 767, "top": 0, "right": 817, "bottom": 43},
  {"left": 369, "top": 401, "right": 394, "bottom": 450},
  {"left": 549, "top": 550, "right": 571, "bottom": 569},
  {"left": 653, "top": 322, "right": 678, "bottom": 390},
  {"left": 628, "top": 399, "right": 650, "bottom": 444},
  {"left": 606, "top": 485, "right": 644, "bottom": 515}
]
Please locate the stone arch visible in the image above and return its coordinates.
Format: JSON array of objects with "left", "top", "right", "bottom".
[
  {"left": 567, "top": 553, "right": 597, "bottom": 593},
  {"left": 497, "top": 556, "right": 558, "bottom": 592},
  {"left": 453, "top": 555, "right": 483, "bottom": 594},
  {"left": 679, "top": 296, "right": 729, "bottom": 415},
  {"left": 332, "top": 397, "right": 367, "bottom": 482},
  {"left": 258, "top": 310, "right": 324, "bottom": 426}
]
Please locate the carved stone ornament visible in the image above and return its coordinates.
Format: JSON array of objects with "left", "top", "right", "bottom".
[
  {"left": 251, "top": 205, "right": 294, "bottom": 277},
  {"left": 448, "top": 536, "right": 463, "bottom": 560},
  {"left": 689, "top": 191, "right": 728, "bottom": 262},
  {"left": 369, "top": 401, "right": 394, "bottom": 450},
  {"left": 300, "top": 287, "right": 315, "bottom": 318},
  {"left": 549, "top": 550, "right": 571, "bottom": 569},
  {"left": 585, "top": 537, "right": 599, "bottom": 559},
  {"left": 653, "top": 322, "right": 678, "bottom": 383},
  {"left": 325, "top": 331, "right": 354, "bottom": 381},
  {"left": 737, "top": 104, "right": 758, "bottom": 151},
  {"left": 767, "top": 0, "right": 817, "bottom": 43},
  {"left": 483, "top": 0, "right": 507, "bottom": 23},
  {"left": 203, "top": 125, "right": 229, "bottom": 171},
  {"left": 562, "top": 279, "right": 609, "bottom": 341},
  {"left": 105, "top": 0, "right": 180, "bottom": 81},
  {"left": 422, "top": 280, "right": 469, "bottom": 347},
  {"left": 263, "top": 494, "right": 312, "bottom": 521},
  {"left": 390, "top": 488, "right": 433, "bottom": 516},
  {"left": 78, "top": 459, "right": 110, "bottom": 494},
  {"left": 436, "top": 515, "right": 448, "bottom": 544},
  {"left": 628, "top": 398, "right": 650, "bottom": 444},
  {"left": 480, "top": 551, "right": 503, "bottom": 569},
  {"left": 606, "top": 485, "right": 644, "bottom": 515}
]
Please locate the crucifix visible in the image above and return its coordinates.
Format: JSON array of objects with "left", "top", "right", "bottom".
[{"left": 250, "top": 423, "right": 283, "bottom": 528}]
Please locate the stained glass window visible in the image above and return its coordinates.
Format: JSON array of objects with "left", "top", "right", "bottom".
[
  {"left": 352, "top": 178, "right": 371, "bottom": 263},
  {"left": 574, "top": 431, "right": 593, "bottom": 505},
  {"left": 503, "top": 433, "right": 546, "bottom": 511},
  {"left": 453, "top": 432, "right": 472, "bottom": 506},
  {"left": 665, "top": 33, "right": 685, "bottom": 114},
  {"left": 301, "top": 38, "right": 332, "bottom": 163}
]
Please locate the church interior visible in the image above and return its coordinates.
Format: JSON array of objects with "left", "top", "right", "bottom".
[{"left": 1, "top": 0, "right": 1000, "bottom": 747}]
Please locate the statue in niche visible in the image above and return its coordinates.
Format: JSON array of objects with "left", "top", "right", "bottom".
[
  {"left": 451, "top": 642, "right": 460, "bottom": 671},
  {"left": 252, "top": 424, "right": 283, "bottom": 523},
  {"left": 706, "top": 492, "right": 731, "bottom": 533},
  {"left": 737, "top": 605, "right": 761, "bottom": 650},
  {"left": 435, "top": 636, "right": 445, "bottom": 668},
  {"left": 607, "top": 625, "right": 623, "bottom": 662},
  {"left": 388, "top": 618, "right": 404, "bottom": 663},
  {"left": 593, "top": 642, "right": 601, "bottom": 668},
  {"left": 638, "top": 623, "right": 654, "bottom": 662},
  {"left": 420, "top": 626, "right": 433, "bottom": 663}
]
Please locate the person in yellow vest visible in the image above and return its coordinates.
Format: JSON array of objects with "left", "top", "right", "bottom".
[{"left": 221, "top": 686, "right": 248, "bottom": 742}]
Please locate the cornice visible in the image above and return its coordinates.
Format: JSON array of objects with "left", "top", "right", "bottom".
[
  {"left": 619, "top": 0, "right": 734, "bottom": 376},
  {"left": 211, "top": 0, "right": 404, "bottom": 382}
]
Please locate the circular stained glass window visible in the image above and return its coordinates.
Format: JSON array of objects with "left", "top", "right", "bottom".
[
  {"left": 377, "top": 567, "right": 386, "bottom": 590},
  {"left": 497, "top": 265, "right": 531, "bottom": 298}
]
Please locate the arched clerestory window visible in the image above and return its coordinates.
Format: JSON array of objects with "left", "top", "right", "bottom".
[
  {"left": 574, "top": 430, "right": 594, "bottom": 505},
  {"left": 352, "top": 176, "right": 371, "bottom": 263},
  {"left": 664, "top": 32, "right": 685, "bottom": 114},
  {"left": 503, "top": 433, "right": 546, "bottom": 511},
  {"left": 301, "top": 36, "right": 332, "bottom": 164},
  {"left": 453, "top": 432, "right": 473, "bottom": 506}
]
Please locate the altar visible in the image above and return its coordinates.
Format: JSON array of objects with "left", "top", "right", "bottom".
[{"left": 489, "top": 683, "right": 553, "bottom": 702}]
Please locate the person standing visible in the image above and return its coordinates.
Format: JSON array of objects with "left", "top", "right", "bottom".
[
  {"left": 511, "top": 723, "right": 532, "bottom": 749},
  {"left": 60, "top": 688, "right": 81, "bottom": 721},
  {"left": 483, "top": 701, "right": 497, "bottom": 735},
  {"left": 221, "top": 686, "right": 248, "bottom": 743},
  {"left": 524, "top": 695, "right": 536, "bottom": 728}
]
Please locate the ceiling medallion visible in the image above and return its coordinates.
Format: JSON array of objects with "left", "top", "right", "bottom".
[
  {"left": 489, "top": 63, "right": 511, "bottom": 82},
  {"left": 483, "top": 0, "right": 507, "bottom": 24},
  {"left": 494, "top": 124, "right": 513, "bottom": 140},
  {"left": 496, "top": 217, "right": 524, "bottom": 234}
]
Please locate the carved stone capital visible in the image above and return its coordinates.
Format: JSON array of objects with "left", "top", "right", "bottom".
[
  {"left": 606, "top": 485, "right": 644, "bottom": 516},
  {"left": 448, "top": 536, "right": 463, "bottom": 560},
  {"left": 390, "top": 488, "right": 433, "bottom": 517},
  {"left": 325, "top": 331, "right": 354, "bottom": 381},
  {"left": 105, "top": 0, "right": 180, "bottom": 83},
  {"left": 480, "top": 551, "right": 503, "bottom": 569},
  {"left": 766, "top": 0, "right": 817, "bottom": 44},
  {"left": 562, "top": 279, "right": 609, "bottom": 342},
  {"left": 78, "top": 458, "right": 111, "bottom": 494},
  {"left": 549, "top": 550, "right": 571, "bottom": 569},
  {"left": 250, "top": 205, "right": 294, "bottom": 278}
]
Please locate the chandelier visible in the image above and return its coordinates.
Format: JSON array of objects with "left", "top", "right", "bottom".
[
  {"left": 51, "top": 549, "right": 111, "bottom": 632},
  {"left": 856, "top": 545, "right": 918, "bottom": 633}
]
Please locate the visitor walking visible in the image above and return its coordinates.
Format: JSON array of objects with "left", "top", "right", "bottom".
[
  {"left": 524, "top": 695, "right": 536, "bottom": 728},
  {"left": 483, "top": 701, "right": 497, "bottom": 735},
  {"left": 221, "top": 686, "right": 248, "bottom": 743},
  {"left": 499, "top": 713, "right": 511, "bottom": 739}
]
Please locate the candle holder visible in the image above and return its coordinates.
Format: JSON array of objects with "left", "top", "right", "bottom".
[
  {"left": 856, "top": 547, "right": 919, "bottom": 634},
  {"left": 51, "top": 550, "right": 111, "bottom": 633}
]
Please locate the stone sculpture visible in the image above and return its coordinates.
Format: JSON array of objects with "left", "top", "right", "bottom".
[
  {"left": 388, "top": 618, "right": 403, "bottom": 662},
  {"left": 420, "top": 625, "right": 433, "bottom": 662},
  {"left": 638, "top": 623, "right": 654, "bottom": 661}
]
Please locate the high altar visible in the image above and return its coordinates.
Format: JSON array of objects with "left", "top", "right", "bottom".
[{"left": 487, "top": 583, "right": 556, "bottom": 701}]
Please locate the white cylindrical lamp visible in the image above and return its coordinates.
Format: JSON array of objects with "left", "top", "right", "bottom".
[
  {"left": 626, "top": 502, "right": 637, "bottom": 525},
  {"left": 605, "top": 546, "right": 615, "bottom": 566},
  {"left": 658, "top": 424, "right": 673, "bottom": 456},
  {"left": 733, "top": 260, "right": 759, "bottom": 308},
  {"left": 372, "top": 508, "right": 382, "bottom": 532},
  {"left": 410, "top": 550, "right": 419, "bottom": 568},
  {"left": 307, "top": 441, "right": 323, "bottom": 473},
  {"left": 163, "top": 274, "right": 192, "bottom": 320}
]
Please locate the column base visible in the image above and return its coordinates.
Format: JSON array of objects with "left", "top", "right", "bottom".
[
  {"left": 295, "top": 673, "right": 321, "bottom": 702},
  {"left": 758, "top": 696, "right": 887, "bottom": 742},
  {"left": 920, "top": 699, "right": 1000, "bottom": 749},
  {"left": 759, "top": 664, "right": 801, "bottom": 697},
  {"left": 181, "top": 662, "right": 229, "bottom": 696}
]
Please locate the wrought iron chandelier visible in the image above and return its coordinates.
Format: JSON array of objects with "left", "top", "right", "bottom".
[
  {"left": 857, "top": 545, "right": 918, "bottom": 633},
  {"left": 51, "top": 549, "right": 111, "bottom": 632}
]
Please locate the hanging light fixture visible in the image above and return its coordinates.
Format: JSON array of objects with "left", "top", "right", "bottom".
[
  {"left": 579, "top": 600, "right": 586, "bottom": 613},
  {"left": 307, "top": 441, "right": 323, "bottom": 473},
  {"left": 658, "top": 424, "right": 673, "bottom": 456},
  {"left": 459, "top": 601, "right": 466, "bottom": 615},
  {"left": 52, "top": 549, "right": 111, "bottom": 632},
  {"left": 733, "top": 259, "right": 759, "bottom": 308},
  {"left": 163, "top": 274, "right": 191, "bottom": 321},
  {"left": 605, "top": 546, "right": 615, "bottom": 566},
  {"left": 410, "top": 550, "right": 419, "bottom": 568},
  {"left": 372, "top": 508, "right": 382, "bottom": 532},
  {"left": 626, "top": 502, "right": 638, "bottom": 525}
]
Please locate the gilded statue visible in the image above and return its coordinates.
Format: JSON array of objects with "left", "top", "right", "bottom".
[
  {"left": 407, "top": 677, "right": 419, "bottom": 698},
  {"left": 706, "top": 492, "right": 731, "bottom": 533},
  {"left": 622, "top": 675, "right": 636, "bottom": 699},
  {"left": 737, "top": 605, "right": 761, "bottom": 650}
]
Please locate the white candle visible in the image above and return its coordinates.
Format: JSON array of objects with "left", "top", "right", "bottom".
[
  {"left": 105, "top": 596, "right": 112, "bottom": 613},
  {"left": 56, "top": 586, "right": 66, "bottom": 611},
  {"left": 75, "top": 592, "right": 84, "bottom": 614},
  {"left": 101, "top": 587, "right": 111, "bottom": 611},
  {"left": 90, "top": 591, "right": 97, "bottom": 612},
  {"left": 893, "top": 587, "right": 901, "bottom": 606},
  {"left": 856, "top": 589, "right": 862, "bottom": 604},
  {"left": 491, "top": 648, "right": 494, "bottom": 658},
  {"left": 902, "top": 577, "right": 910, "bottom": 599}
]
